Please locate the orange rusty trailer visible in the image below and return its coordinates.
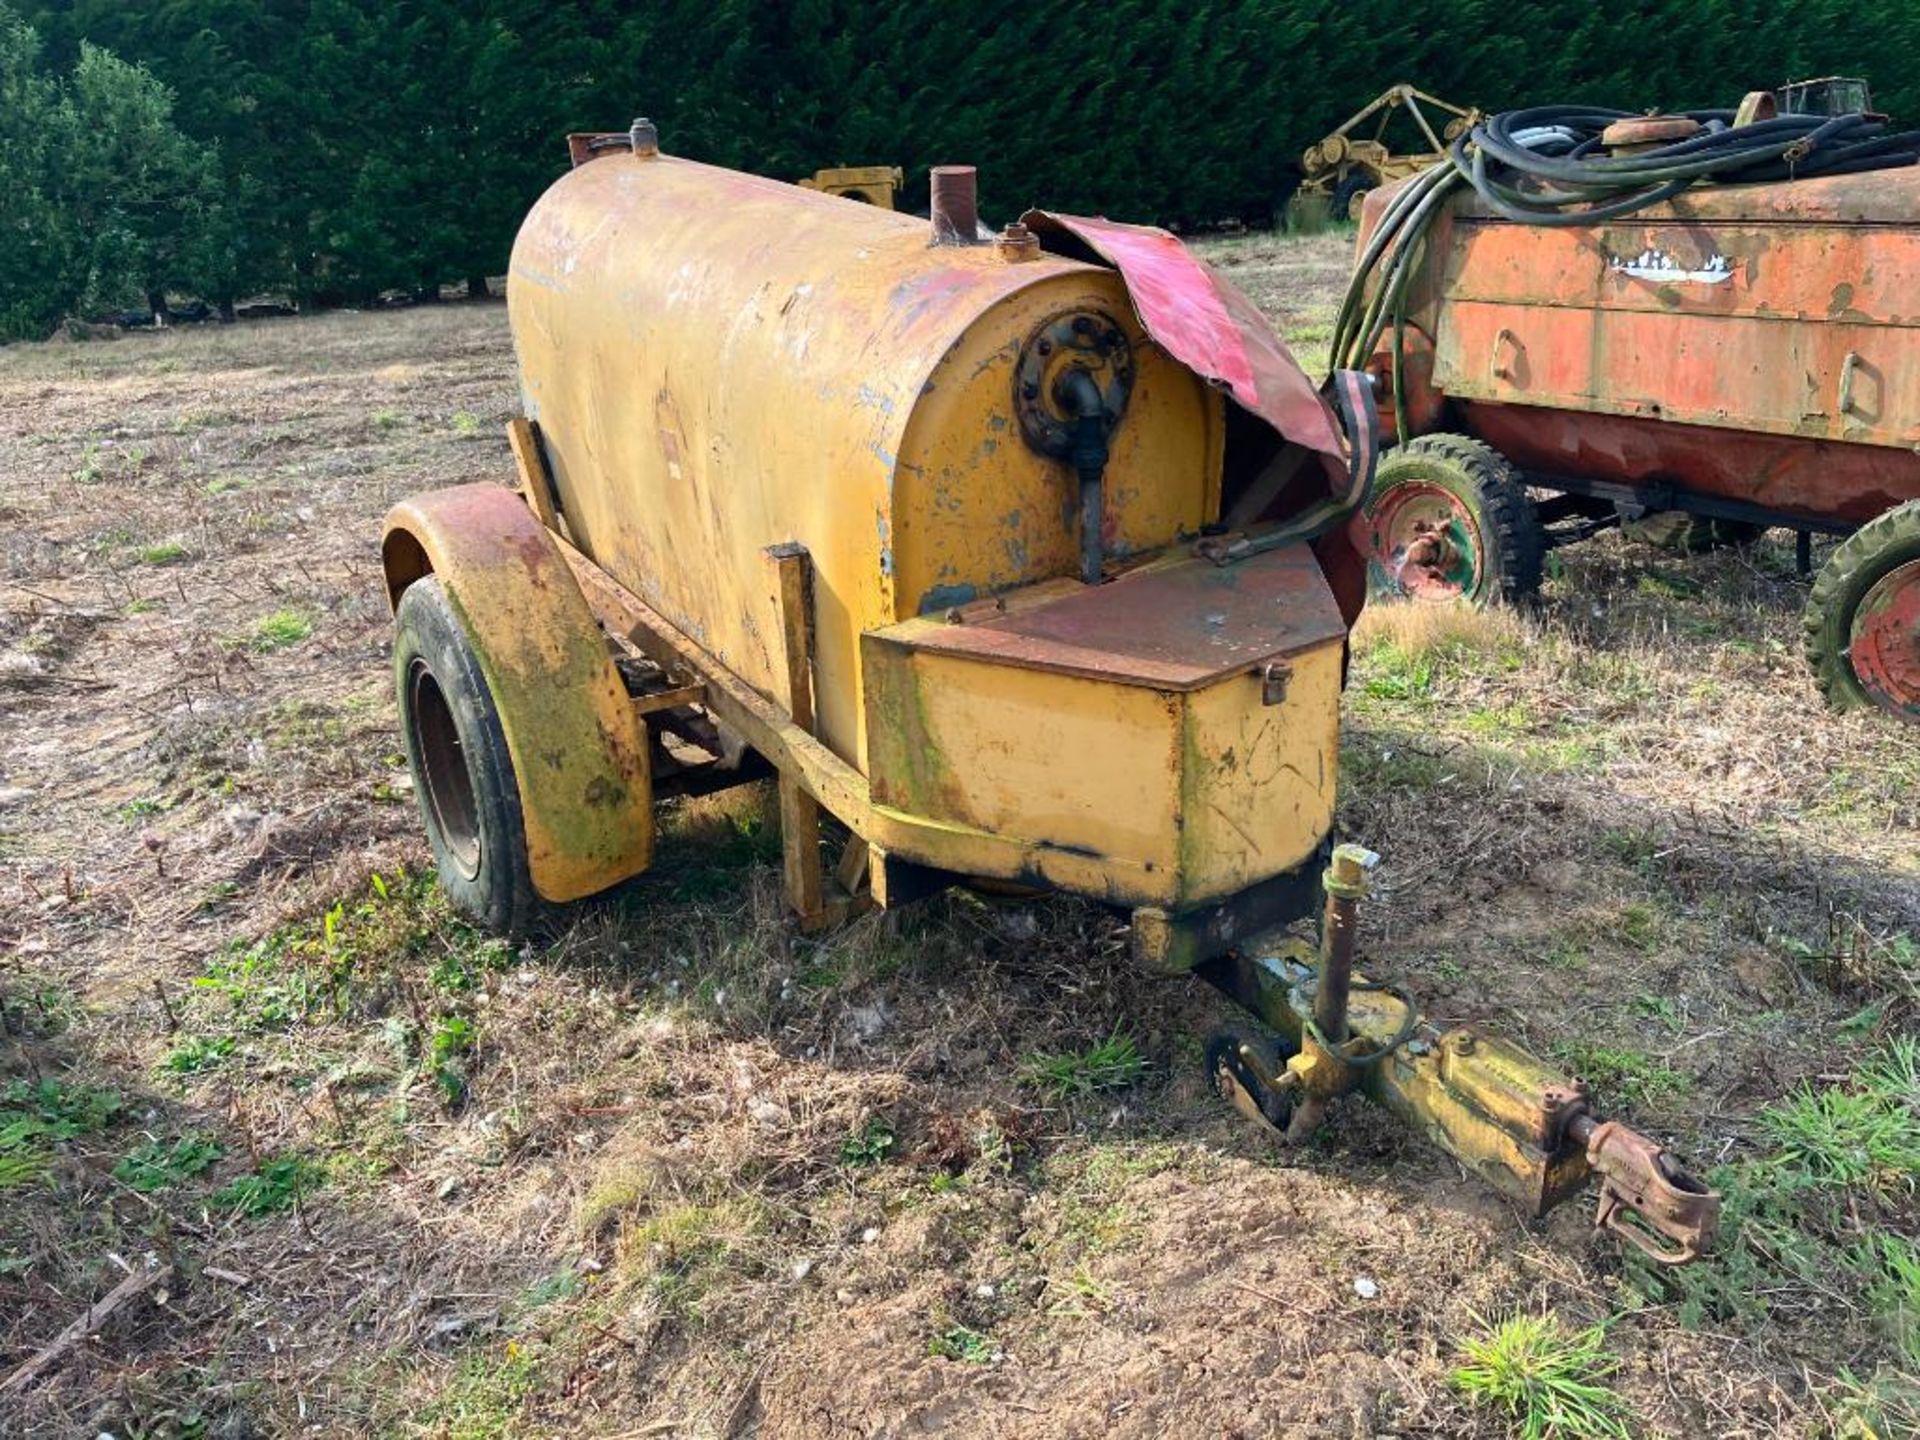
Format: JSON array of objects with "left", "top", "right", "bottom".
[{"left": 1340, "top": 95, "right": 1920, "bottom": 719}]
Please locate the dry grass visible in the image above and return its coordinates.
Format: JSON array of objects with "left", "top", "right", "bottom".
[
  {"left": 0, "top": 244, "right": 1915, "bottom": 1438},
  {"left": 1350, "top": 592, "right": 1534, "bottom": 658}
]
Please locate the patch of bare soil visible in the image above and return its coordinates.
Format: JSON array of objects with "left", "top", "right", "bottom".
[
  {"left": 764, "top": 1159, "right": 1524, "bottom": 1439},
  {"left": 1, "top": 256, "right": 1915, "bottom": 1440}
]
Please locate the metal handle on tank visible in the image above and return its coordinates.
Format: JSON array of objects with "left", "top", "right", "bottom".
[{"left": 1839, "top": 350, "right": 1863, "bottom": 416}]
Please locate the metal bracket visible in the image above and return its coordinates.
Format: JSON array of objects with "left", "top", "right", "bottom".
[
  {"left": 1580, "top": 1118, "right": 1721, "bottom": 1266},
  {"left": 765, "top": 542, "right": 873, "bottom": 933}
]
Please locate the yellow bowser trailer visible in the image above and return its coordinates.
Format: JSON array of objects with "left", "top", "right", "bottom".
[{"left": 379, "top": 117, "right": 1719, "bottom": 1264}]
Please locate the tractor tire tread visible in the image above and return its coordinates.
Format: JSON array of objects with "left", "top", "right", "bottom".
[
  {"left": 1331, "top": 172, "right": 1377, "bottom": 222},
  {"left": 1803, "top": 499, "right": 1920, "bottom": 712},
  {"left": 1373, "top": 433, "right": 1546, "bottom": 605}
]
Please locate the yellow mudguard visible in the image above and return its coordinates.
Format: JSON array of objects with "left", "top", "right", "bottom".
[{"left": 382, "top": 483, "right": 652, "bottom": 902}]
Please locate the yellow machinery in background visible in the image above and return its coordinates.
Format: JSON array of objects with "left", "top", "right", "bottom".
[
  {"left": 797, "top": 164, "right": 904, "bottom": 207},
  {"left": 379, "top": 116, "right": 1719, "bottom": 1265},
  {"left": 1294, "top": 84, "right": 1480, "bottom": 222}
]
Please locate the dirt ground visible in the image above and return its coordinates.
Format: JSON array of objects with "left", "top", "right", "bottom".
[{"left": 2, "top": 232, "right": 1917, "bottom": 1439}]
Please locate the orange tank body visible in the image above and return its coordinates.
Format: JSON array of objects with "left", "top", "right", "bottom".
[{"left": 1365, "top": 167, "right": 1920, "bottom": 525}]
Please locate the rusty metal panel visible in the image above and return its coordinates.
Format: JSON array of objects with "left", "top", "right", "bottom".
[
  {"left": 1460, "top": 403, "right": 1915, "bottom": 526},
  {"left": 1176, "top": 643, "right": 1340, "bottom": 904},
  {"left": 382, "top": 485, "right": 652, "bottom": 902},
  {"left": 883, "top": 540, "right": 1347, "bottom": 689},
  {"left": 1438, "top": 297, "right": 1920, "bottom": 452},
  {"left": 864, "top": 642, "right": 1185, "bottom": 904},
  {"left": 1391, "top": 166, "right": 1920, "bottom": 518},
  {"left": 1018, "top": 212, "right": 1349, "bottom": 466}
]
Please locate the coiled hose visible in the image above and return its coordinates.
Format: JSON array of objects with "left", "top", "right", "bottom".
[{"left": 1329, "top": 104, "right": 1920, "bottom": 439}]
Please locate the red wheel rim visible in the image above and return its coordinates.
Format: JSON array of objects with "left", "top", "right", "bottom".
[
  {"left": 1363, "top": 481, "right": 1486, "bottom": 601},
  {"left": 1849, "top": 557, "right": 1920, "bottom": 717}
]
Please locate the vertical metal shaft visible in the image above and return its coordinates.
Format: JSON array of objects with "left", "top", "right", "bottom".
[
  {"left": 1079, "top": 473, "right": 1103, "bottom": 584},
  {"left": 1316, "top": 889, "right": 1356, "bottom": 1045},
  {"left": 1314, "top": 844, "right": 1377, "bottom": 1046}
]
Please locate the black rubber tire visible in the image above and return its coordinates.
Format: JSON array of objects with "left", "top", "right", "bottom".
[
  {"left": 1366, "top": 434, "right": 1546, "bottom": 605},
  {"left": 393, "top": 576, "right": 540, "bottom": 933},
  {"left": 1331, "top": 171, "right": 1376, "bottom": 222},
  {"left": 1803, "top": 500, "right": 1920, "bottom": 713}
]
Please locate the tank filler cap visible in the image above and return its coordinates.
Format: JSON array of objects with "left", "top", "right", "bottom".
[{"left": 629, "top": 117, "right": 660, "bottom": 157}]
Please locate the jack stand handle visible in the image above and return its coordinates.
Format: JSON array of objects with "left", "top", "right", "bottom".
[{"left": 1577, "top": 1118, "right": 1720, "bottom": 1267}]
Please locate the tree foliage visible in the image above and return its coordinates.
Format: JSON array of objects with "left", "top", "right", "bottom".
[
  {"left": 0, "top": 7, "right": 70, "bottom": 338},
  {"left": 0, "top": 5, "right": 214, "bottom": 337},
  {"left": 3, "top": 0, "right": 1917, "bottom": 336}
]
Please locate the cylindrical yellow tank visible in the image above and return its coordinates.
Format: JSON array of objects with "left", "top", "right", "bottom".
[{"left": 508, "top": 151, "right": 1227, "bottom": 767}]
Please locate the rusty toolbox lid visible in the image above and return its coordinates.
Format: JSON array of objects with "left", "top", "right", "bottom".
[{"left": 870, "top": 542, "right": 1347, "bottom": 691}]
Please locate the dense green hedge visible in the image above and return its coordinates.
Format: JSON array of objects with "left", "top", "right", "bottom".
[{"left": 4, "top": 0, "right": 1915, "bottom": 335}]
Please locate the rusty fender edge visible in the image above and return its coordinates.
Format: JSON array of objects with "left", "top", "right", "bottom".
[{"left": 381, "top": 483, "right": 652, "bottom": 902}]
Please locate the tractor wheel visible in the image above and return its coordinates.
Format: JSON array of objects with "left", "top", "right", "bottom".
[
  {"left": 1331, "top": 171, "right": 1376, "bottom": 222},
  {"left": 394, "top": 576, "right": 541, "bottom": 931},
  {"left": 1803, "top": 500, "right": 1920, "bottom": 719},
  {"left": 1360, "top": 434, "right": 1546, "bottom": 605}
]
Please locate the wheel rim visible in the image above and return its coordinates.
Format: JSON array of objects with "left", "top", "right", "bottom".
[
  {"left": 406, "top": 656, "right": 483, "bottom": 879},
  {"left": 1364, "top": 481, "right": 1485, "bottom": 600},
  {"left": 1848, "top": 557, "right": 1920, "bottom": 717}
]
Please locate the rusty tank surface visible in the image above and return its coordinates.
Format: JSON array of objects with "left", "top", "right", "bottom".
[
  {"left": 376, "top": 118, "right": 1720, "bottom": 1265},
  {"left": 1338, "top": 91, "right": 1920, "bottom": 719}
]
